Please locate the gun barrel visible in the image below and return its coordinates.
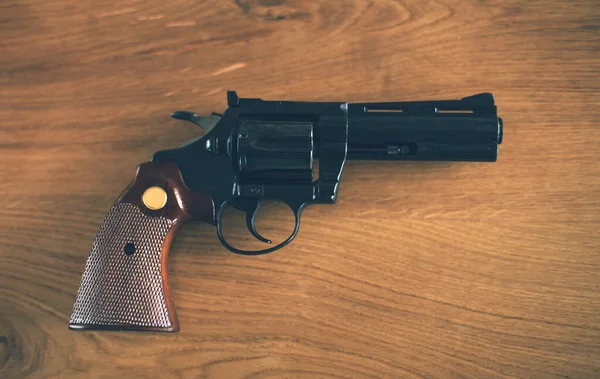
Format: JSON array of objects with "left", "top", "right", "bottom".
[{"left": 346, "top": 93, "right": 503, "bottom": 162}]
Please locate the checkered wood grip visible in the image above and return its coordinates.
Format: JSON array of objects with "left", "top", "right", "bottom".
[{"left": 69, "top": 203, "right": 178, "bottom": 331}]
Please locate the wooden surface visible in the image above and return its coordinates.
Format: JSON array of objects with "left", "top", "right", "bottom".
[{"left": 1, "top": 0, "right": 599, "bottom": 377}]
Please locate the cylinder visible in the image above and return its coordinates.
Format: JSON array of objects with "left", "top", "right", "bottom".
[{"left": 237, "top": 119, "right": 314, "bottom": 182}]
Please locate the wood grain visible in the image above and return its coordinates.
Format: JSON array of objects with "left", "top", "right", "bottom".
[{"left": 1, "top": 0, "right": 599, "bottom": 377}]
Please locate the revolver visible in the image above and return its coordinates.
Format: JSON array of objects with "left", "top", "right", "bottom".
[{"left": 70, "top": 91, "right": 503, "bottom": 332}]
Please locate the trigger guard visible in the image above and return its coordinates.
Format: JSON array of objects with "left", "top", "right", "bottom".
[{"left": 216, "top": 201, "right": 305, "bottom": 256}]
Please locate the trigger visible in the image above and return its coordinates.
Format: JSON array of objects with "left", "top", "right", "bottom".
[
  {"left": 231, "top": 198, "right": 272, "bottom": 244},
  {"left": 245, "top": 203, "right": 272, "bottom": 244}
]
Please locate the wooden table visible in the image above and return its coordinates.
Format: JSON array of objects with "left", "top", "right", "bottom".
[{"left": 1, "top": 1, "right": 599, "bottom": 377}]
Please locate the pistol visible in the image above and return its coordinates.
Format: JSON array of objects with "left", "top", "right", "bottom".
[{"left": 69, "top": 91, "right": 503, "bottom": 332}]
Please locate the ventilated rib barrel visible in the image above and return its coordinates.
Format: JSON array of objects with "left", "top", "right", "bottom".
[{"left": 347, "top": 93, "right": 503, "bottom": 162}]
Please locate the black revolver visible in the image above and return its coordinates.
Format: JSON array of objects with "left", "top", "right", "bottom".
[{"left": 70, "top": 91, "right": 503, "bottom": 332}]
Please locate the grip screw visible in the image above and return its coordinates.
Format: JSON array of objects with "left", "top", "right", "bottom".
[{"left": 124, "top": 242, "right": 136, "bottom": 256}]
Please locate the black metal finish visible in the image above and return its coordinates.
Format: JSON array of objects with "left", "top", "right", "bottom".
[
  {"left": 152, "top": 91, "right": 503, "bottom": 255},
  {"left": 237, "top": 119, "right": 314, "bottom": 183},
  {"left": 347, "top": 93, "right": 502, "bottom": 162}
]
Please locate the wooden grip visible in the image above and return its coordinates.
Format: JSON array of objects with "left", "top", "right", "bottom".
[
  {"left": 69, "top": 162, "right": 214, "bottom": 332},
  {"left": 117, "top": 161, "right": 215, "bottom": 225}
]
